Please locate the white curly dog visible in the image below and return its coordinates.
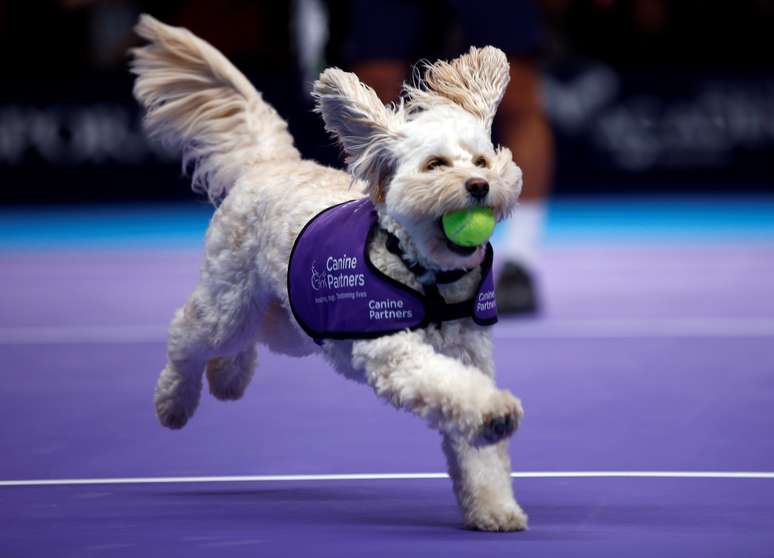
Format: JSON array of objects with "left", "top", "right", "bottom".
[{"left": 131, "top": 14, "right": 527, "bottom": 531}]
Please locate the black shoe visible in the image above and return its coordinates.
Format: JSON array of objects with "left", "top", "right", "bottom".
[{"left": 495, "top": 262, "right": 539, "bottom": 316}]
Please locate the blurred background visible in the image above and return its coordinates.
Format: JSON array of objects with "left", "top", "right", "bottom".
[{"left": 1, "top": 0, "right": 773, "bottom": 205}]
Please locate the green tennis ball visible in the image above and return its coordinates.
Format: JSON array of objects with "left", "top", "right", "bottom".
[{"left": 442, "top": 207, "right": 495, "bottom": 247}]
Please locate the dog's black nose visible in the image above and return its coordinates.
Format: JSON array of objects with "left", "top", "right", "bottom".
[{"left": 465, "top": 178, "right": 489, "bottom": 200}]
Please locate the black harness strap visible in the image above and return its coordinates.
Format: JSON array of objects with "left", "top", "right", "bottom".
[{"left": 384, "top": 230, "right": 477, "bottom": 325}]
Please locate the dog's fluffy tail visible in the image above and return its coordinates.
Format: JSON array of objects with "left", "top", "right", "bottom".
[{"left": 131, "top": 14, "right": 300, "bottom": 203}]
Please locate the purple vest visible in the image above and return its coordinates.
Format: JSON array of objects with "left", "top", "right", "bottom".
[{"left": 287, "top": 198, "right": 497, "bottom": 343}]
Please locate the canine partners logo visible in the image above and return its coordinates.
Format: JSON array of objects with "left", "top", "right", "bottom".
[{"left": 310, "top": 262, "right": 326, "bottom": 291}]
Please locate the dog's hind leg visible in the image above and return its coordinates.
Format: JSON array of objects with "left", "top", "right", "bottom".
[
  {"left": 442, "top": 433, "right": 527, "bottom": 532},
  {"left": 155, "top": 277, "right": 261, "bottom": 429},
  {"left": 155, "top": 297, "right": 209, "bottom": 430},
  {"left": 206, "top": 345, "right": 257, "bottom": 401},
  {"left": 206, "top": 297, "right": 318, "bottom": 398}
]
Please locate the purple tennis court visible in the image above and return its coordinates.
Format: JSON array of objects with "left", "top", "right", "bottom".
[{"left": 1, "top": 200, "right": 773, "bottom": 557}]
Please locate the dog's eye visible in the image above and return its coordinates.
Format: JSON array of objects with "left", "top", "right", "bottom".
[
  {"left": 474, "top": 156, "right": 489, "bottom": 168},
  {"left": 424, "top": 158, "right": 450, "bottom": 171}
]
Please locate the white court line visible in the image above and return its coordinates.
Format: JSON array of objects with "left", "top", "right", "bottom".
[
  {"left": 1, "top": 471, "right": 773, "bottom": 487},
  {"left": 1, "top": 318, "right": 774, "bottom": 345}
]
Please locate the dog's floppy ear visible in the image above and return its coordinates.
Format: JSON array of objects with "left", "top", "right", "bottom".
[
  {"left": 313, "top": 68, "right": 403, "bottom": 201},
  {"left": 408, "top": 46, "right": 510, "bottom": 130}
]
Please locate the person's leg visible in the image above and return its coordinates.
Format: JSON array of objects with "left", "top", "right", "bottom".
[
  {"left": 495, "top": 57, "right": 554, "bottom": 314},
  {"left": 499, "top": 58, "right": 554, "bottom": 205},
  {"left": 452, "top": 0, "right": 553, "bottom": 314},
  {"left": 339, "top": 0, "right": 554, "bottom": 314}
]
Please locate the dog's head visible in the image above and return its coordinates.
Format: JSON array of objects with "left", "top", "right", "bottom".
[{"left": 313, "top": 47, "right": 522, "bottom": 271}]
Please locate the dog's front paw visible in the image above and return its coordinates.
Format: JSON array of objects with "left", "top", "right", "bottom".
[
  {"left": 465, "top": 501, "right": 528, "bottom": 532},
  {"left": 478, "top": 390, "right": 523, "bottom": 445}
]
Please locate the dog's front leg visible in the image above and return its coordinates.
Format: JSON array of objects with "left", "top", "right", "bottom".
[
  {"left": 442, "top": 433, "right": 527, "bottom": 531},
  {"left": 349, "top": 331, "right": 522, "bottom": 444}
]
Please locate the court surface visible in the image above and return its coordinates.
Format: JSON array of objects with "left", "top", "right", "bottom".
[{"left": 1, "top": 197, "right": 773, "bottom": 557}]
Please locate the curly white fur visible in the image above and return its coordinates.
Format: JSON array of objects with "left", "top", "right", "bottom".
[{"left": 131, "top": 15, "right": 526, "bottom": 532}]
